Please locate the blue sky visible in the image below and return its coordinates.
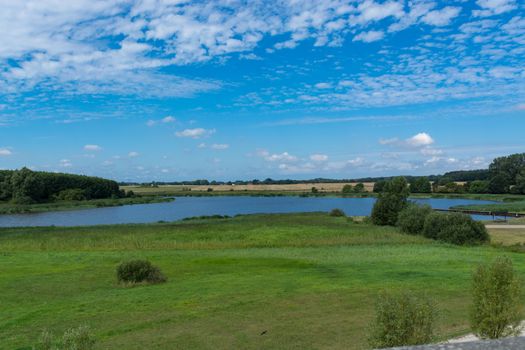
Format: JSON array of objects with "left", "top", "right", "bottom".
[{"left": 0, "top": 0, "right": 524, "bottom": 181}]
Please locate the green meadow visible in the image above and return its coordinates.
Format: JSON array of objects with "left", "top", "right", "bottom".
[{"left": 1, "top": 213, "right": 525, "bottom": 349}]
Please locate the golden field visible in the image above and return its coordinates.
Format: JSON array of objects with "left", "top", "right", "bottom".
[{"left": 121, "top": 182, "right": 375, "bottom": 194}]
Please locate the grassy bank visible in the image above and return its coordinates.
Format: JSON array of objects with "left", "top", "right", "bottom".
[
  {"left": 0, "top": 196, "right": 173, "bottom": 215},
  {"left": 452, "top": 200, "right": 525, "bottom": 214},
  {"left": 2, "top": 213, "right": 525, "bottom": 349}
]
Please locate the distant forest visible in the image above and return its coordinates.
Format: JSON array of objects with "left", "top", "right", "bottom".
[
  {"left": 0, "top": 168, "right": 122, "bottom": 204},
  {"left": 121, "top": 153, "right": 525, "bottom": 195}
]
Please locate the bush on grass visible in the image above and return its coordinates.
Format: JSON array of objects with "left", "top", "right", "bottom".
[
  {"left": 397, "top": 204, "right": 433, "bottom": 235},
  {"left": 117, "top": 260, "right": 166, "bottom": 284},
  {"left": 33, "top": 325, "right": 95, "bottom": 350},
  {"left": 329, "top": 208, "right": 346, "bottom": 217},
  {"left": 368, "top": 291, "right": 437, "bottom": 348},
  {"left": 423, "top": 212, "right": 489, "bottom": 245},
  {"left": 470, "top": 257, "right": 523, "bottom": 339}
]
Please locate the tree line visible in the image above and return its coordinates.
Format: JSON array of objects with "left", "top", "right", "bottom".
[
  {"left": 370, "top": 153, "right": 525, "bottom": 195},
  {"left": 0, "top": 168, "right": 122, "bottom": 204}
]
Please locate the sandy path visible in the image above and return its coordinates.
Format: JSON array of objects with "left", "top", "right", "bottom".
[{"left": 485, "top": 225, "right": 525, "bottom": 229}]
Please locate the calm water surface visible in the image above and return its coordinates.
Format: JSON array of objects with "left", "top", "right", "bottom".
[{"left": 0, "top": 196, "right": 498, "bottom": 227}]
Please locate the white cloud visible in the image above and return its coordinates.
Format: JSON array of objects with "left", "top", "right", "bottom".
[
  {"left": 424, "top": 156, "right": 459, "bottom": 167},
  {"left": 314, "top": 82, "right": 332, "bottom": 89},
  {"left": 310, "top": 154, "right": 328, "bottom": 162},
  {"left": 84, "top": 144, "right": 102, "bottom": 151},
  {"left": 128, "top": 151, "right": 140, "bottom": 158},
  {"left": 258, "top": 149, "right": 298, "bottom": 162},
  {"left": 211, "top": 144, "right": 229, "bottom": 150},
  {"left": 353, "top": 30, "right": 384, "bottom": 43},
  {"left": 59, "top": 159, "right": 72, "bottom": 167},
  {"left": 175, "top": 128, "right": 216, "bottom": 139},
  {"left": 162, "top": 116, "right": 176, "bottom": 123},
  {"left": 380, "top": 132, "right": 435, "bottom": 148},
  {"left": 517, "top": 104, "right": 525, "bottom": 110},
  {"left": 0, "top": 148, "right": 12, "bottom": 156},
  {"left": 147, "top": 115, "right": 176, "bottom": 127},
  {"left": 355, "top": 1, "right": 404, "bottom": 24},
  {"left": 421, "top": 7, "right": 461, "bottom": 26},
  {"left": 420, "top": 147, "right": 443, "bottom": 156},
  {"left": 406, "top": 132, "right": 434, "bottom": 147},
  {"left": 474, "top": 0, "right": 517, "bottom": 17},
  {"left": 239, "top": 53, "right": 262, "bottom": 60}
]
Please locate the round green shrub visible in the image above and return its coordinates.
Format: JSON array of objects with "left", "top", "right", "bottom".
[
  {"left": 117, "top": 260, "right": 166, "bottom": 284},
  {"left": 397, "top": 204, "right": 432, "bottom": 235},
  {"left": 423, "top": 212, "right": 489, "bottom": 245},
  {"left": 329, "top": 208, "right": 346, "bottom": 217},
  {"left": 368, "top": 291, "right": 437, "bottom": 348},
  {"left": 470, "top": 257, "right": 522, "bottom": 339}
]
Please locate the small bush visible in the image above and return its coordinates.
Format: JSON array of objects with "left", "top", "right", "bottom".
[
  {"left": 311, "top": 187, "right": 319, "bottom": 193},
  {"left": 368, "top": 291, "right": 437, "bottom": 348},
  {"left": 397, "top": 204, "right": 432, "bottom": 235},
  {"left": 117, "top": 260, "right": 166, "bottom": 284},
  {"left": 470, "top": 257, "right": 523, "bottom": 339},
  {"left": 34, "top": 325, "right": 95, "bottom": 350},
  {"left": 423, "top": 212, "right": 489, "bottom": 245},
  {"left": 342, "top": 184, "right": 353, "bottom": 194},
  {"left": 353, "top": 182, "right": 365, "bottom": 193},
  {"left": 329, "top": 208, "right": 345, "bottom": 217},
  {"left": 62, "top": 325, "right": 96, "bottom": 350}
]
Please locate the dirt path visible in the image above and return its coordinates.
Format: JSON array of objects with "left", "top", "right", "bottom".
[{"left": 485, "top": 225, "right": 525, "bottom": 229}]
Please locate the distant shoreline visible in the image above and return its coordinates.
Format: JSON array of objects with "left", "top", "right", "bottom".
[{"left": 0, "top": 196, "right": 173, "bottom": 215}]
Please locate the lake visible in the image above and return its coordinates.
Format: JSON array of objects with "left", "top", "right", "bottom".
[{"left": 0, "top": 196, "right": 498, "bottom": 227}]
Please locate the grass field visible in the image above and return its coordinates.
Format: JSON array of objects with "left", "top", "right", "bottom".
[
  {"left": 2, "top": 213, "right": 525, "bottom": 349},
  {"left": 488, "top": 227, "right": 525, "bottom": 246},
  {"left": 0, "top": 196, "right": 173, "bottom": 215}
]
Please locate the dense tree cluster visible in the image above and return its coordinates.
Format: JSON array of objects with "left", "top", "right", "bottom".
[
  {"left": 0, "top": 168, "right": 122, "bottom": 204},
  {"left": 409, "top": 177, "right": 432, "bottom": 193},
  {"left": 371, "top": 177, "right": 409, "bottom": 226},
  {"left": 488, "top": 153, "right": 525, "bottom": 194}
]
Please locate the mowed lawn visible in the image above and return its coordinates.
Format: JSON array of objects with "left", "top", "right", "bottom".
[{"left": 1, "top": 213, "right": 525, "bottom": 350}]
